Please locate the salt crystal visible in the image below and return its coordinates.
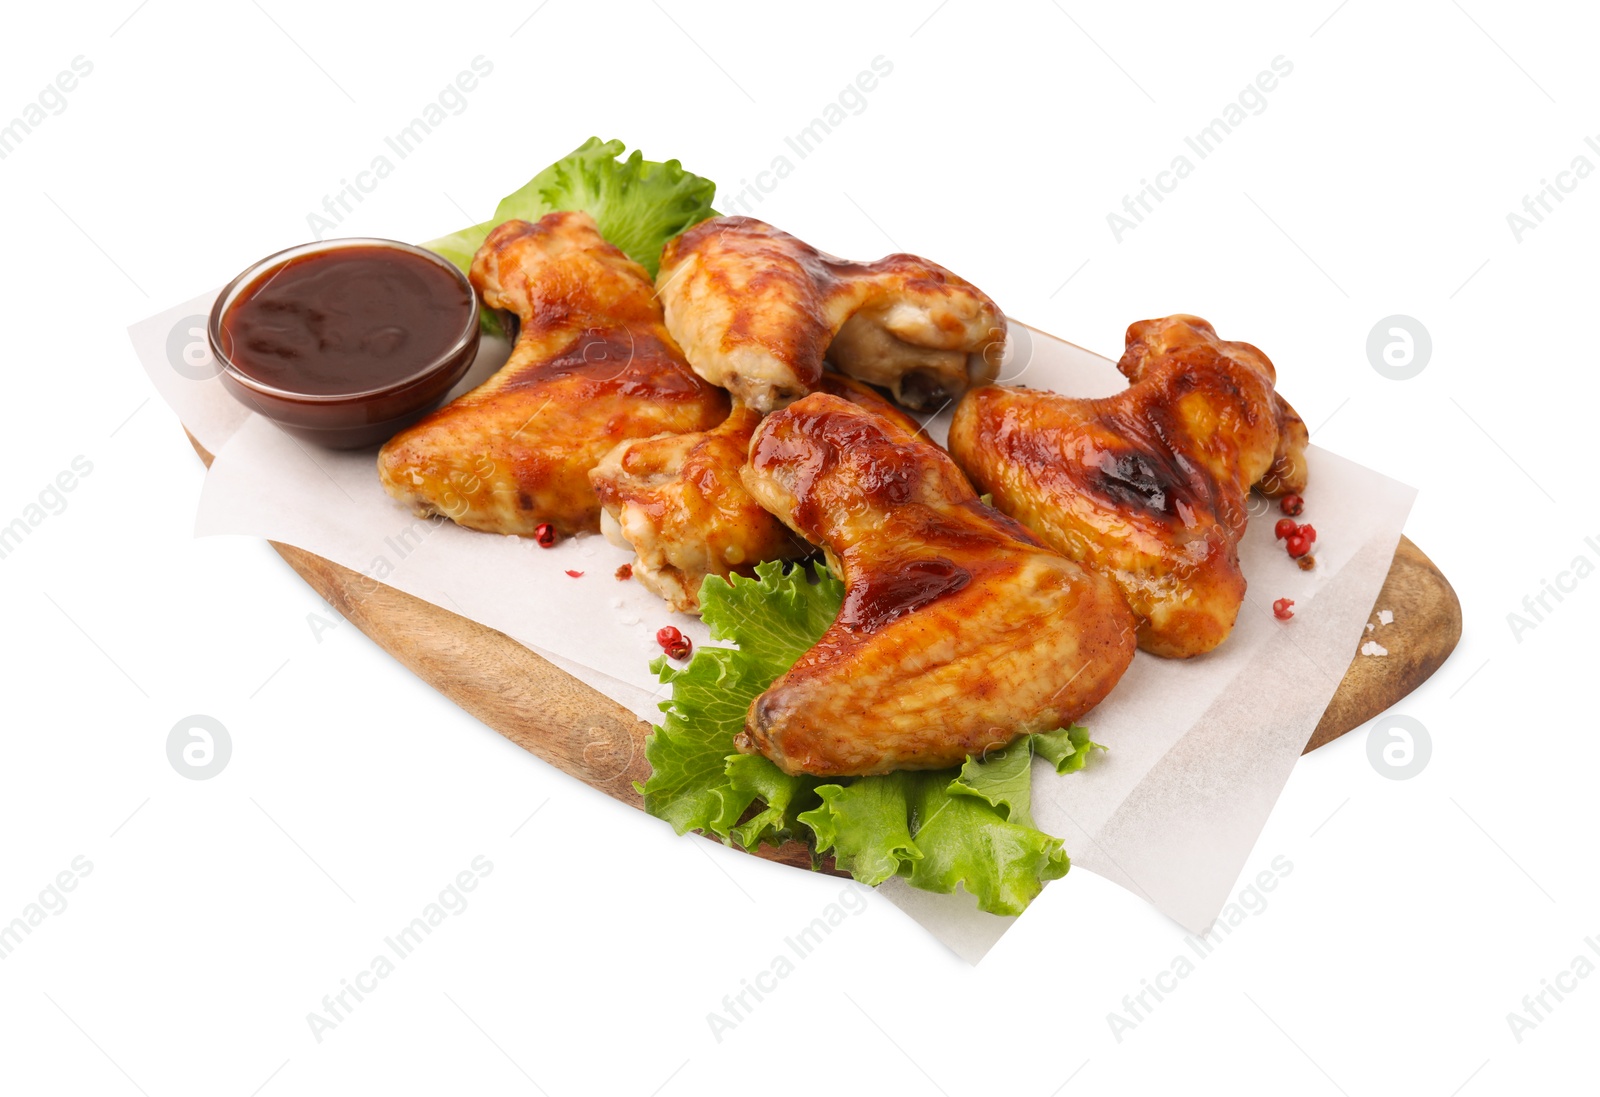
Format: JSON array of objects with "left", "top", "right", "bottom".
[
  {"left": 1377, "top": 609, "right": 1394, "bottom": 625},
  {"left": 1360, "top": 640, "right": 1388, "bottom": 657},
  {"left": 1365, "top": 623, "right": 1374, "bottom": 632}
]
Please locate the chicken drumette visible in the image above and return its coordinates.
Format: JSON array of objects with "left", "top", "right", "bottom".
[
  {"left": 949, "top": 315, "right": 1308, "bottom": 658},
  {"left": 736, "top": 393, "right": 1136, "bottom": 777},
  {"left": 590, "top": 374, "right": 922, "bottom": 613},
  {"left": 656, "top": 216, "right": 1005, "bottom": 412},
  {"left": 377, "top": 211, "right": 728, "bottom": 535}
]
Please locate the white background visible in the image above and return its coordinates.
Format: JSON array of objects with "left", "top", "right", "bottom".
[{"left": 2, "top": 2, "right": 1595, "bottom": 1094}]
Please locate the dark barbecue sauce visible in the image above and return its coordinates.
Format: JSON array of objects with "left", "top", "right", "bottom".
[{"left": 219, "top": 246, "right": 473, "bottom": 396}]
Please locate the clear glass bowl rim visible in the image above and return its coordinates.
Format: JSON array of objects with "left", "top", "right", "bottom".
[{"left": 206, "top": 236, "right": 480, "bottom": 404}]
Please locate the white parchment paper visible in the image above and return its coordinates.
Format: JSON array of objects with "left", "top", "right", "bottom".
[{"left": 131, "top": 296, "right": 1414, "bottom": 963}]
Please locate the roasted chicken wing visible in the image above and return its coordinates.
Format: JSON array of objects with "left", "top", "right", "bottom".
[
  {"left": 591, "top": 403, "right": 805, "bottom": 612},
  {"left": 949, "top": 315, "right": 1309, "bottom": 658},
  {"left": 590, "top": 374, "right": 922, "bottom": 613},
  {"left": 656, "top": 216, "right": 1005, "bottom": 412},
  {"left": 377, "top": 212, "right": 728, "bottom": 534},
  {"left": 736, "top": 393, "right": 1137, "bottom": 777}
]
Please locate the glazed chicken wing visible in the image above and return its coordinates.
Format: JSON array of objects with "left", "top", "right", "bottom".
[
  {"left": 590, "top": 403, "right": 806, "bottom": 612},
  {"left": 377, "top": 212, "right": 728, "bottom": 534},
  {"left": 949, "top": 315, "right": 1309, "bottom": 658},
  {"left": 737, "top": 393, "right": 1136, "bottom": 777},
  {"left": 656, "top": 216, "right": 1005, "bottom": 412},
  {"left": 1119, "top": 315, "right": 1308, "bottom": 497},
  {"left": 590, "top": 374, "right": 922, "bottom": 613}
]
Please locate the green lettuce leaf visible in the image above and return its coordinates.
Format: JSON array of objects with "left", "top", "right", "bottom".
[
  {"left": 640, "top": 560, "right": 1102, "bottom": 916},
  {"left": 948, "top": 739, "right": 1038, "bottom": 823},
  {"left": 639, "top": 563, "right": 842, "bottom": 846},
  {"left": 725, "top": 753, "right": 818, "bottom": 853},
  {"left": 949, "top": 725, "right": 1100, "bottom": 823},
  {"left": 495, "top": 137, "right": 717, "bottom": 278},
  {"left": 898, "top": 777, "right": 1071, "bottom": 915},
  {"left": 424, "top": 136, "right": 717, "bottom": 299},
  {"left": 1032, "top": 723, "right": 1102, "bottom": 775},
  {"left": 639, "top": 646, "right": 762, "bottom": 839},
  {"left": 799, "top": 729, "right": 1092, "bottom": 915},
  {"left": 801, "top": 774, "right": 922, "bottom": 887}
]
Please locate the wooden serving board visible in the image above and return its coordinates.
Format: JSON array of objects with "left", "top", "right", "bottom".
[{"left": 186, "top": 432, "right": 1461, "bottom": 872}]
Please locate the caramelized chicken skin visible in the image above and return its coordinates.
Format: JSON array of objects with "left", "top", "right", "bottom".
[
  {"left": 949, "top": 315, "right": 1308, "bottom": 658},
  {"left": 1119, "top": 315, "right": 1308, "bottom": 499},
  {"left": 656, "top": 216, "right": 1005, "bottom": 412},
  {"left": 737, "top": 394, "right": 1137, "bottom": 777},
  {"left": 591, "top": 404, "right": 806, "bottom": 612},
  {"left": 590, "top": 374, "right": 922, "bottom": 613},
  {"left": 377, "top": 212, "right": 728, "bottom": 535}
]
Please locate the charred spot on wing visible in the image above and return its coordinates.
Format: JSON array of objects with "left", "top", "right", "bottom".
[{"left": 1085, "top": 446, "right": 1194, "bottom": 518}]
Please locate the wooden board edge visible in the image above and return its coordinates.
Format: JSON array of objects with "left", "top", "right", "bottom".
[{"left": 1302, "top": 535, "right": 1462, "bottom": 751}]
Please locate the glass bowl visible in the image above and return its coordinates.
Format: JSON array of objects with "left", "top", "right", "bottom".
[{"left": 207, "top": 237, "right": 480, "bottom": 449}]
